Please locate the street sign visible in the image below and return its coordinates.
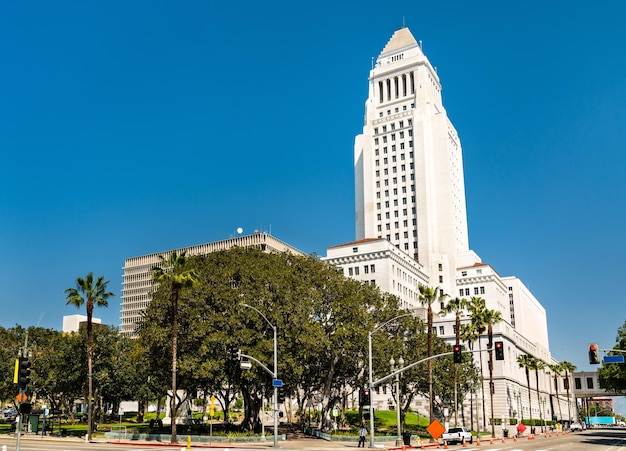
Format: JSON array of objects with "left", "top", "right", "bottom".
[
  {"left": 604, "top": 355, "right": 625, "bottom": 363},
  {"left": 272, "top": 379, "right": 283, "bottom": 387}
]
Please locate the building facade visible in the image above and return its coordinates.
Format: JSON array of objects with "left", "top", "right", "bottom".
[
  {"left": 354, "top": 27, "right": 469, "bottom": 297},
  {"left": 334, "top": 26, "right": 574, "bottom": 428},
  {"left": 120, "top": 232, "right": 305, "bottom": 336}
]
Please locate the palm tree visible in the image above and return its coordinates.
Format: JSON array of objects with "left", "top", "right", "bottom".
[
  {"left": 560, "top": 361, "right": 577, "bottom": 423},
  {"left": 530, "top": 358, "right": 546, "bottom": 431},
  {"left": 440, "top": 297, "right": 468, "bottom": 424},
  {"left": 517, "top": 354, "right": 535, "bottom": 425},
  {"left": 548, "top": 363, "right": 563, "bottom": 422},
  {"left": 65, "top": 272, "right": 115, "bottom": 442},
  {"left": 418, "top": 284, "right": 447, "bottom": 423},
  {"left": 152, "top": 251, "right": 198, "bottom": 444},
  {"left": 482, "top": 307, "right": 502, "bottom": 437},
  {"left": 460, "top": 323, "right": 480, "bottom": 432},
  {"left": 467, "top": 297, "right": 488, "bottom": 432}
]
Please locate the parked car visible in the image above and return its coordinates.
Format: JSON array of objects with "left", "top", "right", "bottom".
[
  {"left": 442, "top": 426, "right": 473, "bottom": 444},
  {"left": 570, "top": 422, "right": 583, "bottom": 432}
]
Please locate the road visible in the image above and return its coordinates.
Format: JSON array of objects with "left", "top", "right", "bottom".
[{"left": 0, "top": 428, "right": 625, "bottom": 451}]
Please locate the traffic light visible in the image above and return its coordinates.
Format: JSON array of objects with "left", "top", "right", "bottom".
[
  {"left": 278, "top": 386, "right": 286, "bottom": 403},
  {"left": 360, "top": 388, "right": 370, "bottom": 406},
  {"left": 17, "top": 357, "right": 31, "bottom": 390},
  {"left": 589, "top": 343, "right": 600, "bottom": 365},
  {"left": 453, "top": 344, "right": 463, "bottom": 363},
  {"left": 495, "top": 341, "right": 504, "bottom": 361},
  {"left": 228, "top": 346, "right": 241, "bottom": 362}
]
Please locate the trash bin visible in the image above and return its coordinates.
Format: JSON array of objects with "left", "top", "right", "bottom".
[
  {"left": 503, "top": 429, "right": 509, "bottom": 437},
  {"left": 402, "top": 432, "right": 411, "bottom": 446}
]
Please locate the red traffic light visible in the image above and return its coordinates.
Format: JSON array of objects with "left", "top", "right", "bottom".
[{"left": 589, "top": 344, "right": 597, "bottom": 351}]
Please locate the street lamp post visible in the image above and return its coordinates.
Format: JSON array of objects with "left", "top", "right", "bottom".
[
  {"left": 368, "top": 313, "right": 415, "bottom": 448},
  {"left": 241, "top": 303, "right": 278, "bottom": 448},
  {"left": 390, "top": 356, "right": 404, "bottom": 446}
]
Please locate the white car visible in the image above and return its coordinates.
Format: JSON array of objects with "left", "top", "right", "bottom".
[
  {"left": 570, "top": 422, "right": 583, "bottom": 432},
  {"left": 442, "top": 426, "right": 473, "bottom": 444}
]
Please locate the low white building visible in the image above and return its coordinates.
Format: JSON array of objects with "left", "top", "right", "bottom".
[{"left": 62, "top": 314, "right": 101, "bottom": 333}]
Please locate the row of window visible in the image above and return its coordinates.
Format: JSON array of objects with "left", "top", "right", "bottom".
[
  {"left": 458, "top": 286, "right": 486, "bottom": 296},
  {"left": 375, "top": 127, "right": 413, "bottom": 143},
  {"left": 347, "top": 264, "right": 376, "bottom": 277}
]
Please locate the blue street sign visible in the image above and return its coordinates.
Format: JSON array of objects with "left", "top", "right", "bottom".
[
  {"left": 272, "top": 379, "right": 283, "bottom": 387},
  {"left": 604, "top": 355, "right": 625, "bottom": 364}
]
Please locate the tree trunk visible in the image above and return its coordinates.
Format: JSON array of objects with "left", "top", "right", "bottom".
[
  {"left": 170, "top": 283, "right": 179, "bottom": 444},
  {"left": 87, "top": 301, "right": 94, "bottom": 442}
]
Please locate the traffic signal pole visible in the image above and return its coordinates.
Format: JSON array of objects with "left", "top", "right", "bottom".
[{"left": 16, "top": 332, "right": 30, "bottom": 451}]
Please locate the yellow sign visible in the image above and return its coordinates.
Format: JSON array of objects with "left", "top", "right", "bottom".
[{"left": 13, "top": 358, "right": 19, "bottom": 384}]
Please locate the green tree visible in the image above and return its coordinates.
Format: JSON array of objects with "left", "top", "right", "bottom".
[
  {"left": 418, "top": 284, "right": 447, "bottom": 423},
  {"left": 151, "top": 251, "right": 198, "bottom": 444},
  {"left": 598, "top": 320, "right": 626, "bottom": 394},
  {"left": 65, "top": 272, "right": 115, "bottom": 441}
]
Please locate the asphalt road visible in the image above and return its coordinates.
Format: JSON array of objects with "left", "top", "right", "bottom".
[{"left": 0, "top": 428, "right": 625, "bottom": 451}]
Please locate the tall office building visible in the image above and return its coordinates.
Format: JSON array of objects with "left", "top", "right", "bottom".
[
  {"left": 120, "top": 232, "right": 304, "bottom": 336},
  {"left": 354, "top": 27, "right": 468, "bottom": 297},
  {"left": 343, "top": 27, "right": 574, "bottom": 425}
]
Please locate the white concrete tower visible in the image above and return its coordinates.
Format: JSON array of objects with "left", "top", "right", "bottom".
[{"left": 354, "top": 27, "right": 469, "bottom": 295}]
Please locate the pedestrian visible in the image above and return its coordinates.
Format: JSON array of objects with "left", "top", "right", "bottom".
[{"left": 358, "top": 425, "right": 367, "bottom": 447}]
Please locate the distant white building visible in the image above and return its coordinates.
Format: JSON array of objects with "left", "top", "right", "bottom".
[{"left": 62, "top": 314, "right": 102, "bottom": 333}]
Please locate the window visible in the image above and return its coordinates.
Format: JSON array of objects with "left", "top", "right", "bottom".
[
  {"left": 432, "top": 327, "right": 437, "bottom": 335},
  {"left": 586, "top": 377, "right": 594, "bottom": 389},
  {"left": 438, "top": 263, "right": 443, "bottom": 271},
  {"left": 348, "top": 268, "right": 353, "bottom": 276},
  {"left": 439, "top": 275, "right": 443, "bottom": 283},
  {"left": 439, "top": 326, "right": 444, "bottom": 335},
  {"left": 465, "top": 288, "right": 470, "bottom": 296},
  {"left": 370, "top": 264, "right": 375, "bottom": 273},
  {"left": 480, "top": 286, "right": 485, "bottom": 294},
  {"left": 474, "top": 287, "right": 479, "bottom": 295},
  {"left": 354, "top": 267, "right": 360, "bottom": 276},
  {"left": 364, "top": 265, "right": 369, "bottom": 274},
  {"left": 459, "top": 289, "right": 464, "bottom": 296}
]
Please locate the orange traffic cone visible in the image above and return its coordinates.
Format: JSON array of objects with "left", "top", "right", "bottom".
[
  {"left": 489, "top": 437, "right": 494, "bottom": 444},
  {"left": 443, "top": 439, "right": 448, "bottom": 449},
  {"left": 476, "top": 436, "right": 481, "bottom": 446},
  {"left": 462, "top": 436, "right": 468, "bottom": 447}
]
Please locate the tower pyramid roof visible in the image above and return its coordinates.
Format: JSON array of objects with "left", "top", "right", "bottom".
[{"left": 380, "top": 27, "right": 418, "bottom": 56}]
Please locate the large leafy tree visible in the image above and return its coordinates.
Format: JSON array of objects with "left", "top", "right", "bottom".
[
  {"left": 598, "top": 320, "right": 626, "bottom": 394},
  {"left": 65, "top": 272, "right": 115, "bottom": 441},
  {"left": 418, "top": 284, "right": 447, "bottom": 423},
  {"left": 141, "top": 247, "right": 405, "bottom": 434},
  {"left": 151, "top": 251, "right": 198, "bottom": 444}
]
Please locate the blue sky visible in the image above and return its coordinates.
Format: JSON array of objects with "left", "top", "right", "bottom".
[{"left": 1, "top": 1, "right": 625, "bottom": 391}]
